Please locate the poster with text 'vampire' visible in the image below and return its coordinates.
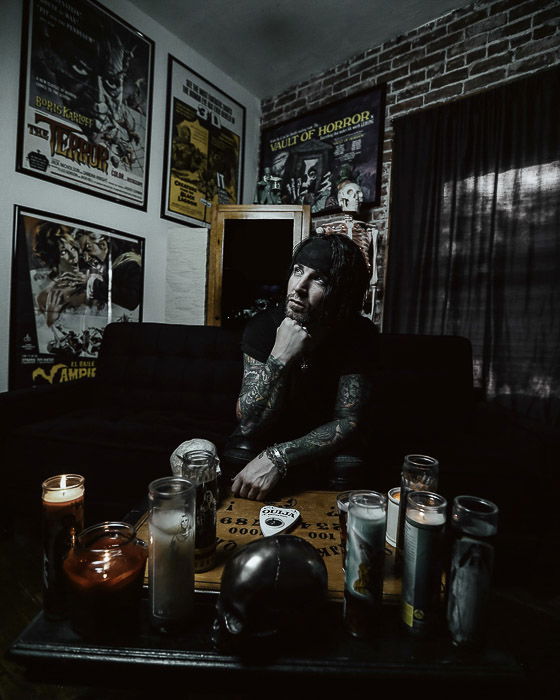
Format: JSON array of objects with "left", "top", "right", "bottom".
[
  {"left": 162, "top": 54, "right": 246, "bottom": 227},
  {"left": 16, "top": 0, "right": 154, "bottom": 210},
  {"left": 9, "top": 206, "right": 144, "bottom": 390},
  {"left": 258, "top": 86, "right": 386, "bottom": 215}
]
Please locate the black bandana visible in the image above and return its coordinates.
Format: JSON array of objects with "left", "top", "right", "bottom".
[{"left": 293, "top": 238, "right": 332, "bottom": 278}]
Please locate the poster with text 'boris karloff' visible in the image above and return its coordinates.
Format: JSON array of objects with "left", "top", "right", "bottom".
[
  {"left": 16, "top": 0, "right": 154, "bottom": 210},
  {"left": 9, "top": 206, "right": 145, "bottom": 390},
  {"left": 258, "top": 86, "right": 386, "bottom": 215},
  {"left": 162, "top": 55, "right": 246, "bottom": 227}
]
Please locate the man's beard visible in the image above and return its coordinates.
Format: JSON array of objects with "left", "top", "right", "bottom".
[{"left": 285, "top": 295, "right": 318, "bottom": 327}]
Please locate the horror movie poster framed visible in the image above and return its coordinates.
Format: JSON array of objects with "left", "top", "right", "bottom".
[
  {"left": 16, "top": 0, "right": 154, "bottom": 210},
  {"left": 162, "top": 54, "right": 246, "bottom": 227},
  {"left": 257, "top": 86, "right": 386, "bottom": 216},
  {"left": 9, "top": 205, "right": 145, "bottom": 390}
]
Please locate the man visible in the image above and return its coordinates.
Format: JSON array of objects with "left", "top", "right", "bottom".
[{"left": 229, "top": 233, "right": 378, "bottom": 501}]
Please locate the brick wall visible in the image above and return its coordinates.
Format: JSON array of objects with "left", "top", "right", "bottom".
[{"left": 260, "top": 0, "right": 560, "bottom": 324}]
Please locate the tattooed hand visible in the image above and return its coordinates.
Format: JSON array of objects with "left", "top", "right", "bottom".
[
  {"left": 271, "top": 317, "right": 311, "bottom": 366},
  {"left": 231, "top": 450, "right": 280, "bottom": 501}
]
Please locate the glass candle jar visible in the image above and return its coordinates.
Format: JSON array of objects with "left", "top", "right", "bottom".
[{"left": 63, "top": 521, "right": 147, "bottom": 639}]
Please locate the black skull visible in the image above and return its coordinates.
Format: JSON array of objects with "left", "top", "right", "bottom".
[{"left": 212, "top": 535, "right": 328, "bottom": 654}]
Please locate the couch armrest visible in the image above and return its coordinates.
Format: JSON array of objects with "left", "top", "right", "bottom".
[{"left": 0, "top": 378, "right": 96, "bottom": 433}]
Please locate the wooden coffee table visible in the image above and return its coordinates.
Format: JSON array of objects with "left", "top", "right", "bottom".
[
  {"left": 135, "top": 489, "right": 401, "bottom": 601},
  {"left": 8, "top": 489, "right": 526, "bottom": 692}
]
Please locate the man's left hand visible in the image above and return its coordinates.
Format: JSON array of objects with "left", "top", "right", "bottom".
[{"left": 231, "top": 451, "right": 280, "bottom": 501}]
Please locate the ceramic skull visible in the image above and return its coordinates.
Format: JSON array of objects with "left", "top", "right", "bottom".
[
  {"left": 337, "top": 180, "right": 363, "bottom": 212},
  {"left": 211, "top": 535, "right": 328, "bottom": 654}
]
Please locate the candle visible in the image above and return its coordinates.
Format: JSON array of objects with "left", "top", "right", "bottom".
[
  {"left": 401, "top": 491, "right": 447, "bottom": 636},
  {"left": 42, "top": 474, "right": 85, "bottom": 619},
  {"left": 148, "top": 477, "right": 196, "bottom": 633},
  {"left": 396, "top": 454, "right": 439, "bottom": 556},
  {"left": 63, "top": 522, "right": 147, "bottom": 639},
  {"left": 343, "top": 491, "right": 387, "bottom": 638}
]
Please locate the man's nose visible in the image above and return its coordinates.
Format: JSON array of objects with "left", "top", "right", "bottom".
[{"left": 293, "top": 275, "right": 309, "bottom": 294}]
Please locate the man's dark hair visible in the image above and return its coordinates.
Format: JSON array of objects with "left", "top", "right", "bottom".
[{"left": 289, "top": 233, "right": 370, "bottom": 324}]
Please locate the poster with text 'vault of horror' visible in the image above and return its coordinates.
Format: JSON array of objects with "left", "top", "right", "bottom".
[
  {"left": 162, "top": 55, "right": 245, "bottom": 227},
  {"left": 17, "top": 0, "right": 154, "bottom": 210},
  {"left": 258, "top": 86, "right": 386, "bottom": 215},
  {"left": 9, "top": 206, "right": 145, "bottom": 390}
]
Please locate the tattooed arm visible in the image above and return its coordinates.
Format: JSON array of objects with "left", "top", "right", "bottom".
[
  {"left": 236, "top": 317, "right": 311, "bottom": 436},
  {"left": 231, "top": 372, "right": 371, "bottom": 500}
]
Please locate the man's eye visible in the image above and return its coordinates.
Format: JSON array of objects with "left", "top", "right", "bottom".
[
  {"left": 293, "top": 265, "right": 303, "bottom": 275},
  {"left": 315, "top": 277, "right": 327, "bottom": 286}
]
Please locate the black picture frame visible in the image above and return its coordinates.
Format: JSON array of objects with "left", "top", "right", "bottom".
[
  {"left": 16, "top": 0, "right": 154, "bottom": 211},
  {"left": 9, "top": 205, "right": 145, "bottom": 390},
  {"left": 161, "top": 54, "right": 246, "bottom": 227},
  {"left": 258, "top": 86, "right": 386, "bottom": 216}
]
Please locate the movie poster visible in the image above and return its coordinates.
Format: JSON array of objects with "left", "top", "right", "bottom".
[
  {"left": 257, "top": 87, "right": 386, "bottom": 215},
  {"left": 9, "top": 206, "right": 145, "bottom": 389},
  {"left": 16, "top": 0, "right": 154, "bottom": 210},
  {"left": 162, "top": 55, "right": 245, "bottom": 227}
]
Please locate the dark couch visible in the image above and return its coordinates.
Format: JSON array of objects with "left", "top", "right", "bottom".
[{"left": 1, "top": 321, "right": 549, "bottom": 582}]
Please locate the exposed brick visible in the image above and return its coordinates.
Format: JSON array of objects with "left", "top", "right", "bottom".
[
  {"left": 470, "top": 54, "right": 512, "bottom": 75},
  {"left": 448, "top": 33, "right": 488, "bottom": 58},
  {"left": 429, "top": 30, "right": 465, "bottom": 53},
  {"left": 448, "top": 8, "right": 489, "bottom": 32},
  {"left": 509, "top": 48, "right": 559, "bottom": 75},
  {"left": 464, "top": 67, "right": 508, "bottom": 92},
  {"left": 409, "top": 50, "right": 446, "bottom": 72},
  {"left": 391, "top": 47, "right": 425, "bottom": 69},
  {"left": 514, "top": 32, "right": 560, "bottom": 58},
  {"left": 376, "top": 64, "right": 410, "bottom": 85},
  {"left": 465, "top": 12, "right": 507, "bottom": 37},
  {"left": 378, "top": 39, "right": 413, "bottom": 63},
  {"left": 489, "top": 0, "right": 526, "bottom": 15},
  {"left": 465, "top": 47, "right": 487, "bottom": 64},
  {"left": 487, "top": 39, "right": 510, "bottom": 56},
  {"left": 349, "top": 55, "right": 379, "bottom": 77},
  {"left": 392, "top": 70, "right": 427, "bottom": 92},
  {"left": 430, "top": 67, "right": 470, "bottom": 89},
  {"left": 391, "top": 95, "right": 424, "bottom": 114},
  {"left": 510, "top": 0, "right": 557, "bottom": 21},
  {"left": 495, "top": 17, "right": 532, "bottom": 37},
  {"left": 447, "top": 55, "right": 466, "bottom": 72},
  {"left": 423, "top": 82, "right": 464, "bottom": 104},
  {"left": 533, "top": 23, "right": 558, "bottom": 40},
  {"left": 533, "top": 6, "right": 560, "bottom": 26},
  {"left": 396, "top": 80, "right": 431, "bottom": 101}
]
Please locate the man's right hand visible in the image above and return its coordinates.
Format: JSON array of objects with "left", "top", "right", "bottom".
[{"left": 270, "top": 317, "right": 311, "bottom": 366}]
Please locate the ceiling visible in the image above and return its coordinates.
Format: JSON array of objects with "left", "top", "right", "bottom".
[{"left": 129, "top": 0, "right": 467, "bottom": 99}]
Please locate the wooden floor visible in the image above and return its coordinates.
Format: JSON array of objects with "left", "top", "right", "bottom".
[{"left": 2, "top": 506, "right": 559, "bottom": 699}]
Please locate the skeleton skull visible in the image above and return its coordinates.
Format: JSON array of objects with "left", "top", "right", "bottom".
[
  {"left": 337, "top": 180, "right": 363, "bottom": 212},
  {"left": 212, "top": 535, "right": 328, "bottom": 655}
]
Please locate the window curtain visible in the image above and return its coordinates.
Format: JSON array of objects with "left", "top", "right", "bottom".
[{"left": 384, "top": 66, "right": 560, "bottom": 429}]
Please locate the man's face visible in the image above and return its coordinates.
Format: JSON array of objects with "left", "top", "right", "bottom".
[
  {"left": 285, "top": 263, "right": 328, "bottom": 326},
  {"left": 79, "top": 234, "right": 109, "bottom": 271}
]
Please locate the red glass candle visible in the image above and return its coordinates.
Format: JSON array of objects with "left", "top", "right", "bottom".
[
  {"left": 42, "top": 474, "right": 85, "bottom": 619},
  {"left": 63, "top": 522, "right": 148, "bottom": 639}
]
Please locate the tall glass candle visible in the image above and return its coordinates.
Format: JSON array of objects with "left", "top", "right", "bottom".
[
  {"left": 148, "top": 477, "right": 196, "bottom": 633},
  {"left": 396, "top": 454, "right": 439, "bottom": 556},
  {"left": 446, "top": 495, "right": 498, "bottom": 649},
  {"left": 41, "top": 474, "right": 84, "bottom": 619},
  {"left": 343, "top": 490, "right": 387, "bottom": 638},
  {"left": 401, "top": 491, "right": 447, "bottom": 636},
  {"left": 176, "top": 447, "right": 218, "bottom": 573}
]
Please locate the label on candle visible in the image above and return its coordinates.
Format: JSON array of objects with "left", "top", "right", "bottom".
[{"left": 401, "top": 514, "right": 445, "bottom": 634}]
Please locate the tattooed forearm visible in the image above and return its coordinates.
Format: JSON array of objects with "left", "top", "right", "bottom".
[
  {"left": 237, "top": 354, "right": 289, "bottom": 436},
  {"left": 279, "top": 374, "right": 371, "bottom": 466}
]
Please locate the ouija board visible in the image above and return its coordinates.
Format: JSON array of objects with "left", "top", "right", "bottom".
[{"left": 136, "top": 490, "right": 401, "bottom": 601}]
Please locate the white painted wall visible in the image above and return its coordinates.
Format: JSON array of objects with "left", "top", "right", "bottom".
[{"left": 0, "top": 0, "right": 261, "bottom": 391}]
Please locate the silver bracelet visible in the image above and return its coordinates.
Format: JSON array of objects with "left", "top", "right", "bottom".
[{"left": 265, "top": 444, "right": 288, "bottom": 480}]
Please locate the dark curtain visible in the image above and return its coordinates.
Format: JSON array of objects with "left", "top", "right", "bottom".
[{"left": 384, "top": 66, "right": 560, "bottom": 429}]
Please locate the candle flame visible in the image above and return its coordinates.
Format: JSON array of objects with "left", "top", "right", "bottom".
[{"left": 60, "top": 474, "right": 67, "bottom": 489}]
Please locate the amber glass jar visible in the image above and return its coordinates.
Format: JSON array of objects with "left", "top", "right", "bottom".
[{"left": 63, "top": 521, "right": 147, "bottom": 639}]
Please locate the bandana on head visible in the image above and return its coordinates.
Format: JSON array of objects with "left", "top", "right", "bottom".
[{"left": 293, "top": 238, "right": 333, "bottom": 278}]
